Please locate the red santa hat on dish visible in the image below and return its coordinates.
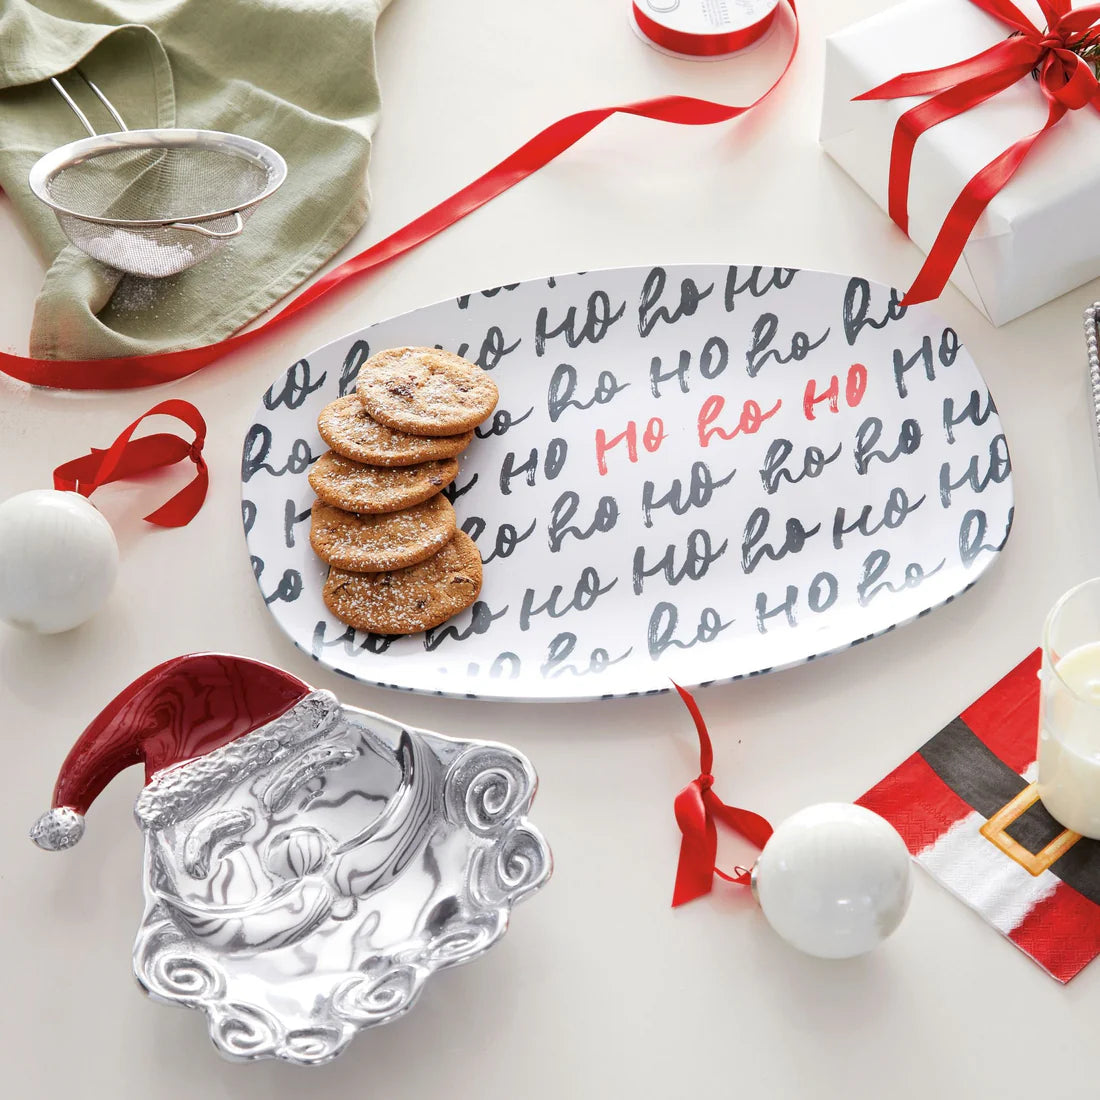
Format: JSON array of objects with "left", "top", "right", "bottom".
[{"left": 30, "top": 653, "right": 314, "bottom": 851}]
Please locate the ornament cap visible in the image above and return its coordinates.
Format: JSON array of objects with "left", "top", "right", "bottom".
[{"left": 30, "top": 807, "right": 85, "bottom": 851}]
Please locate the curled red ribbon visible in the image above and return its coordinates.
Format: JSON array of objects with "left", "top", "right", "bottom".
[
  {"left": 856, "top": 0, "right": 1100, "bottom": 306},
  {"left": 632, "top": 1, "right": 778, "bottom": 58},
  {"left": 0, "top": 2, "right": 798, "bottom": 391},
  {"left": 671, "top": 682, "right": 773, "bottom": 907},
  {"left": 52, "top": 399, "right": 208, "bottom": 527}
]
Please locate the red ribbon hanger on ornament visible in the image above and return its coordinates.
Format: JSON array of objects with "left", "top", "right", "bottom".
[
  {"left": 0, "top": 2, "right": 798, "bottom": 392},
  {"left": 671, "top": 683, "right": 773, "bottom": 907},
  {"left": 856, "top": 0, "right": 1100, "bottom": 305},
  {"left": 52, "top": 399, "right": 208, "bottom": 527}
]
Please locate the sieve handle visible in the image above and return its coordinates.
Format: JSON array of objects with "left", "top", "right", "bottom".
[
  {"left": 51, "top": 78, "right": 96, "bottom": 138},
  {"left": 51, "top": 71, "right": 129, "bottom": 137},
  {"left": 169, "top": 213, "right": 245, "bottom": 239},
  {"left": 80, "top": 73, "right": 128, "bottom": 132}
]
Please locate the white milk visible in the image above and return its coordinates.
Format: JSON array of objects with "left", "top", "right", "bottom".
[{"left": 1038, "top": 641, "right": 1100, "bottom": 838}]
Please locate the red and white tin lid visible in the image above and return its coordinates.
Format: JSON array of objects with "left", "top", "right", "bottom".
[{"left": 630, "top": 0, "right": 779, "bottom": 60}]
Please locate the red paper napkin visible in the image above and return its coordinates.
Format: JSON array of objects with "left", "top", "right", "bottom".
[{"left": 859, "top": 650, "right": 1100, "bottom": 983}]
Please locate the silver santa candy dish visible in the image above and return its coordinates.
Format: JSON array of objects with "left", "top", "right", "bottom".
[{"left": 30, "top": 653, "right": 551, "bottom": 1065}]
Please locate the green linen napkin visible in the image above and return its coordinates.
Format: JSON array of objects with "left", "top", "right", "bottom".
[{"left": 0, "top": 0, "right": 390, "bottom": 360}]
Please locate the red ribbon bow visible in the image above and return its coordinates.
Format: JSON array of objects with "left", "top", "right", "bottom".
[
  {"left": 671, "top": 683, "right": 774, "bottom": 907},
  {"left": 857, "top": 0, "right": 1100, "bottom": 306},
  {"left": 52, "top": 399, "right": 209, "bottom": 527}
]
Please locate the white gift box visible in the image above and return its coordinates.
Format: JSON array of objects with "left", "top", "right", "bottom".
[{"left": 820, "top": 0, "right": 1100, "bottom": 325}]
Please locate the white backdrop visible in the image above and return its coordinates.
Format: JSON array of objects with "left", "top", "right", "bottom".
[{"left": 4, "top": 2, "right": 1100, "bottom": 1097}]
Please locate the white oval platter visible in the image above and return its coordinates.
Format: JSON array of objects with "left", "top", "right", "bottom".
[{"left": 242, "top": 264, "right": 1013, "bottom": 702}]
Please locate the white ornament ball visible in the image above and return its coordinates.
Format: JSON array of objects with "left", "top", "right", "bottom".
[
  {"left": 0, "top": 490, "right": 119, "bottom": 633},
  {"left": 751, "top": 802, "right": 912, "bottom": 959}
]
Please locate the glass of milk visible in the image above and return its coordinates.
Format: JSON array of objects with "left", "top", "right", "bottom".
[{"left": 1038, "top": 578, "right": 1100, "bottom": 837}]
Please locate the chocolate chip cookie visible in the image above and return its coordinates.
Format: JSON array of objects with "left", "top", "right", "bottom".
[
  {"left": 318, "top": 394, "right": 473, "bottom": 466},
  {"left": 356, "top": 346, "right": 499, "bottom": 437},
  {"left": 307, "top": 450, "right": 458, "bottom": 513},
  {"left": 309, "top": 496, "right": 457, "bottom": 572},
  {"left": 322, "top": 530, "right": 483, "bottom": 634}
]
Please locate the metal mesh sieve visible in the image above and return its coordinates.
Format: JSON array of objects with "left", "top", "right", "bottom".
[{"left": 28, "top": 72, "right": 286, "bottom": 279}]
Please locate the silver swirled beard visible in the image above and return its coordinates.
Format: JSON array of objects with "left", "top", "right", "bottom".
[{"left": 131, "top": 693, "right": 551, "bottom": 1065}]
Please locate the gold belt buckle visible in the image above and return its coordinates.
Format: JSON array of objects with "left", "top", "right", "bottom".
[{"left": 980, "top": 782, "right": 1082, "bottom": 876}]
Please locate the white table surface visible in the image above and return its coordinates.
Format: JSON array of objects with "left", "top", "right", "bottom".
[{"left": 4, "top": 1, "right": 1100, "bottom": 1096}]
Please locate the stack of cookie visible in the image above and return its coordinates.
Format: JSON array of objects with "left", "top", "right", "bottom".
[{"left": 308, "top": 347, "right": 498, "bottom": 635}]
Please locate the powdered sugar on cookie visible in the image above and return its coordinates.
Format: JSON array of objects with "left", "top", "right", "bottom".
[
  {"left": 322, "top": 531, "right": 482, "bottom": 634},
  {"left": 318, "top": 394, "right": 473, "bottom": 466},
  {"left": 356, "top": 346, "right": 499, "bottom": 437},
  {"left": 310, "top": 496, "right": 457, "bottom": 572},
  {"left": 308, "top": 450, "right": 458, "bottom": 513}
]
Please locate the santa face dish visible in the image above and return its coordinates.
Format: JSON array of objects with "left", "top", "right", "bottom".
[{"left": 31, "top": 654, "right": 551, "bottom": 1065}]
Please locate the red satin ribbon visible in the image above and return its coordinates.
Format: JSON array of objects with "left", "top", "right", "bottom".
[
  {"left": 856, "top": 0, "right": 1100, "bottom": 306},
  {"left": 671, "top": 682, "right": 773, "bottom": 907},
  {"left": 632, "top": 1, "right": 777, "bottom": 58},
  {"left": 0, "top": 2, "right": 798, "bottom": 392},
  {"left": 52, "top": 399, "right": 208, "bottom": 527}
]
